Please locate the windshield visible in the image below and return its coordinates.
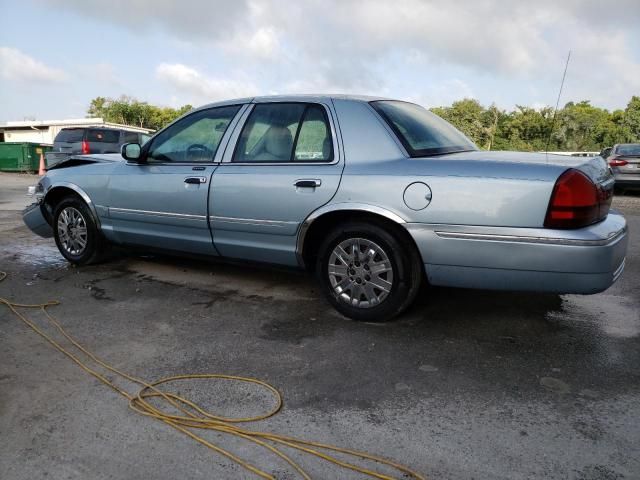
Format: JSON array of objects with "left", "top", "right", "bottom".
[
  {"left": 616, "top": 144, "right": 640, "bottom": 156},
  {"left": 371, "top": 100, "right": 477, "bottom": 157}
]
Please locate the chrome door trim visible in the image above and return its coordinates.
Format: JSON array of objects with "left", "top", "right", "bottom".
[
  {"left": 209, "top": 215, "right": 299, "bottom": 228},
  {"left": 109, "top": 206, "right": 207, "bottom": 220},
  {"left": 434, "top": 227, "right": 627, "bottom": 246}
]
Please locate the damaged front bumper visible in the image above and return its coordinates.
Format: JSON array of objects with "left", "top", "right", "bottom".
[{"left": 23, "top": 201, "right": 53, "bottom": 238}]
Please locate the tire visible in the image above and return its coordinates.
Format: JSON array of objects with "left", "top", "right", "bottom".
[
  {"left": 316, "top": 221, "right": 422, "bottom": 322},
  {"left": 53, "top": 196, "right": 106, "bottom": 265}
]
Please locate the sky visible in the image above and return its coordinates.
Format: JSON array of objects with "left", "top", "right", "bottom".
[{"left": 0, "top": 0, "right": 639, "bottom": 122}]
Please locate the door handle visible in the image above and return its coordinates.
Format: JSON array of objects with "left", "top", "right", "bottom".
[
  {"left": 184, "top": 176, "right": 207, "bottom": 184},
  {"left": 294, "top": 179, "right": 321, "bottom": 188}
]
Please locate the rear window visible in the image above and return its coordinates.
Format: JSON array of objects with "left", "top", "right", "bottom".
[
  {"left": 616, "top": 144, "right": 640, "bottom": 156},
  {"left": 55, "top": 129, "right": 84, "bottom": 143},
  {"left": 371, "top": 100, "right": 477, "bottom": 157},
  {"left": 87, "top": 129, "right": 121, "bottom": 143}
]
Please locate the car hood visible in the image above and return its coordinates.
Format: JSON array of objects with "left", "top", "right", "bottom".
[{"left": 47, "top": 153, "right": 125, "bottom": 170}]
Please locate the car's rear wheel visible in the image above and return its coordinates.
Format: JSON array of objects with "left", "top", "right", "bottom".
[
  {"left": 316, "top": 221, "right": 422, "bottom": 322},
  {"left": 53, "top": 196, "right": 105, "bottom": 265}
]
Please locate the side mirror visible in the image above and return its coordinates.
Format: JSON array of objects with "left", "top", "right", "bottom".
[{"left": 121, "top": 142, "right": 142, "bottom": 162}]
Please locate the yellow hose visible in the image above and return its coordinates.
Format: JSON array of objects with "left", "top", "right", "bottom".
[{"left": 0, "top": 271, "right": 426, "bottom": 479}]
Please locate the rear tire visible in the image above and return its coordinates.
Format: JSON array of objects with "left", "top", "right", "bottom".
[
  {"left": 53, "top": 196, "right": 106, "bottom": 265},
  {"left": 316, "top": 221, "right": 422, "bottom": 322}
]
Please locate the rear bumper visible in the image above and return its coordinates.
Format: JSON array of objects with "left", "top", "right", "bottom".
[
  {"left": 23, "top": 201, "right": 53, "bottom": 238},
  {"left": 613, "top": 172, "right": 640, "bottom": 188},
  {"left": 404, "top": 211, "right": 628, "bottom": 294}
]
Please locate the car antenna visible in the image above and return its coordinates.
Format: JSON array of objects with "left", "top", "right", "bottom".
[{"left": 545, "top": 50, "right": 571, "bottom": 160}]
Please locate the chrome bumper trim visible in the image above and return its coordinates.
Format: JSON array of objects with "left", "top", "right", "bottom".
[{"left": 434, "top": 226, "right": 627, "bottom": 247}]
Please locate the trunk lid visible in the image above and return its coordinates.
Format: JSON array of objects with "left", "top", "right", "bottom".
[{"left": 438, "top": 150, "right": 613, "bottom": 186}]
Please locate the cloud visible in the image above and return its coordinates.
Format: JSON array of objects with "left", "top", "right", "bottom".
[
  {"left": 0, "top": 47, "right": 66, "bottom": 83},
  {"left": 90, "top": 62, "right": 122, "bottom": 87},
  {"left": 155, "top": 63, "right": 259, "bottom": 103},
  {"left": 34, "top": 0, "right": 640, "bottom": 109}
]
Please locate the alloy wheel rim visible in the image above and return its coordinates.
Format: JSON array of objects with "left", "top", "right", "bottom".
[
  {"left": 57, "top": 207, "right": 88, "bottom": 255},
  {"left": 327, "top": 237, "right": 394, "bottom": 309}
]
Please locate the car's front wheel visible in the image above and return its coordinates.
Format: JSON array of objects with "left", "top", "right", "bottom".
[
  {"left": 316, "top": 222, "right": 422, "bottom": 322},
  {"left": 53, "top": 196, "right": 105, "bottom": 265}
]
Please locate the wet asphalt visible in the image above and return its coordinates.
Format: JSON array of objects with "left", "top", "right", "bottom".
[{"left": 0, "top": 172, "right": 639, "bottom": 479}]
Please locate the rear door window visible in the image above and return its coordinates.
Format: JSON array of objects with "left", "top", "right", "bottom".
[
  {"left": 55, "top": 129, "right": 84, "bottom": 143},
  {"left": 234, "top": 103, "right": 333, "bottom": 162},
  {"left": 87, "top": 129, "right": 120, "bottom": 143}
]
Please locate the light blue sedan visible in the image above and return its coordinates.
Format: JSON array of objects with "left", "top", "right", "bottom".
[{"left": 24, "top": 95, "right": 628, "bottom": 321}]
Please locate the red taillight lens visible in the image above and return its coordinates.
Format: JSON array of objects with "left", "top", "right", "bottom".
[
  {"left": 81, "top": 140, "right": 90, "bottom": 154},
  {"left": 544, "top": 169, "right": 611, "bottom": 229},
  {"left": 609, "top": 157, "right": 628, "bottom": 167}
]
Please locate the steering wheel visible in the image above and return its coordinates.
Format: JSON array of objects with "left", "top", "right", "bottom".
[{"left": 187, "top": 144, "right": 212, "bottom": 161}]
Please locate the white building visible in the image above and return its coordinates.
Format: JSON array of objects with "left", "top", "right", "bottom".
[{"left": 0, "top": 118, "right": 154, "bottom": 144}]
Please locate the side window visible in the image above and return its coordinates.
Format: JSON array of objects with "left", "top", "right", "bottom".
[
  {"left": 147, "top": 105, "right": 241, "bottom": 163},
  {"left": 87, "top": 129, "right": 120, "bottom": 143},
  {"left": 233, "top": 103, "right": 333, "bottom": 162},
  {"left": 122, "top": 132, "right": 139, "bottom": 144},
  {"left": 294, "top": 105, "right": 333, "bottom": 161}
]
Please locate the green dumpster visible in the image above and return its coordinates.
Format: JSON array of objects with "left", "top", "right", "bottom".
[{"left": 0, "top": 142, "right": 52, "bottom": 172}]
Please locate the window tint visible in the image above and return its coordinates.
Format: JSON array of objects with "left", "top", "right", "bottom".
[
  {"left": 616, "top": 144, "right": 640, "bottom": 156},
  {"left": 234, "top": 103, "right": 333, "bottom": 162},
  {"left": 294, "top": 106, "right": 333, "bottom": 161},
  {"left": 122, "top": 132, "right": 140, "bottom": 144},
  {"left": 87, "top": 129, "right": 120, "bottom": 143},
  {"left": 235, "top": 103, "right": 305, "bottom": 162},
  {"left": 371, "top": 101, "right": 477, "bottom": 157},
  {"left": 147, "top": 105, "right": 240, "bottom": 163},
  {"left": 55, "top": 129, "right": 84, "bottom": 143}
]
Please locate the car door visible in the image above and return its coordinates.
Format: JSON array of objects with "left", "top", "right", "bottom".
[
  {"left": 210, "top": 100, "right": 344, "bottom": 266},
  {"left": 106, "top": 104, "right": 245, "bottom": 255}
]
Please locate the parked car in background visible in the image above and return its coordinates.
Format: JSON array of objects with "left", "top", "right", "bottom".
[
  {"left": 602, "top": 143, "right": 640, "bottom": 191},
  {"left": 45, "top": 127, "right": 151, "bottom": 167},
  {"left": 24, "top": 95, "right": 627, "bottom": 322}
]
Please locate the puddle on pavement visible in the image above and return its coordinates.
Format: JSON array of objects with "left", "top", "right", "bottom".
[
  {"left": 548, "top": 294, "right": 640, "bottom": 339},
  {"left": 1, "top": 241, "right": 67, "bottom": 268},
  {"left": 125, "top": 256, "right": 317, "bottom": 301}
]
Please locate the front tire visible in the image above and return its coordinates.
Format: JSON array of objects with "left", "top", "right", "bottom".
[
  {"left": 316, "top": 222, "right": 422, "bottom": 322},
  {"left": 53, "top": 196, "right": 105, "bottom": 265}
]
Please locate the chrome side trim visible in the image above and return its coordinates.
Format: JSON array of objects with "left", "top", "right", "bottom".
[
  {"left": 109, "top": 207, "right": 207, "bottom": 220},
  {"left": 295, "top": 203, "right": 408, "bottom": 268},
  {"left": 210, "top": 215, "right": 298, "bottom": 227},
  {"left": 613, "top": 258, "right": 626, "bottom": 281},
  {"left": 434, "top": 227, "right": 627, "bottom": 246},
  {"left": 44, "top": 182, "right": 101, "bottom": 227}
]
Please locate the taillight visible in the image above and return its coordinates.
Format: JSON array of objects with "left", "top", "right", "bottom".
[
  {"left": 81, "top": 140, "right": 90, "bottom": 154},
  {"left": 609, "top": 157, "right": 628, "bottom": 167},
  {"left": 544, "top": 169, "right": 611, "bottom": 229}
]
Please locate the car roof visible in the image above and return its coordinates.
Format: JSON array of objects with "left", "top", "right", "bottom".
[{"left": 196, "top": 94, "right": 393, "bottom": 110}]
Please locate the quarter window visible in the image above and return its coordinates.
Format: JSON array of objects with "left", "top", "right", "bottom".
[
  {"left": 234, "top": 103, "right": 333, "bottom": 163},
  {"left": 147, "top": 105, "right": 240, "bottom": 163}
]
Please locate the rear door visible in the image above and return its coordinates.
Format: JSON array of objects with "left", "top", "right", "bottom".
[
  {"left": 210, "top": 100, "right": 344, "bottom": 266},
  {"left": 106, "top": 104, "right": 245, "bottom": 255}
]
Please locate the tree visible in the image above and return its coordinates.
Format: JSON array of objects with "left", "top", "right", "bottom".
[{"left": 86, "top": 96, "right": 192, "bottom": 130}]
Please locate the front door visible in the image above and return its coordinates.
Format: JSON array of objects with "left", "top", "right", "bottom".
[
  {"left": 210, "top": 101, "right": 344, "bottom": 266},
  {"left": 106, "top": 104, "right": 243, "bottom": 255}
]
